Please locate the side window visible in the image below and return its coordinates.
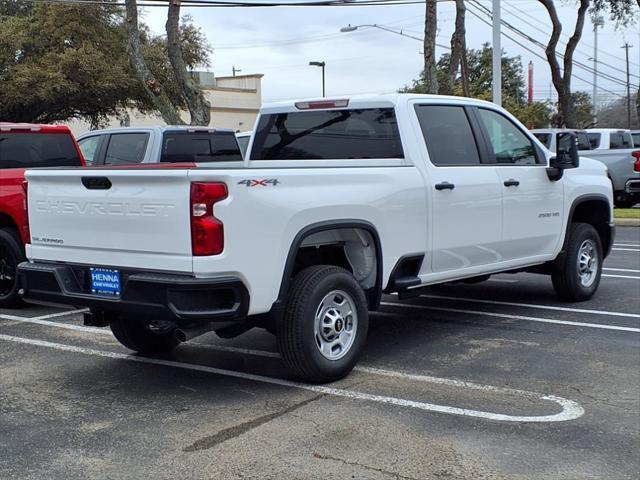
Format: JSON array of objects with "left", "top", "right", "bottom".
[
  {"left": 104, "top": 133, "right": 149, "bottom": 165},
  {"left": 632, "top": 132, "right": 640, "bottom": 147},
  {"left": 78, "top": 136, "right": 101, "bottom": 165},
  {"left": 477, "top": 109, "right": 540, "bottom": 165},
  {"left": 414, "top": 105, "right": 481, "bottom": 166},
  {"left": 609, "top": 133, "right": 632, "bottom": 149},
  {"left": 588, "top": 133, "right": 601, "bottom": 149}
]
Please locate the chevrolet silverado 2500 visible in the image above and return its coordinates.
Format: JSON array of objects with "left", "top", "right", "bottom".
[{"left": 18, "top": 95, "right": 614, "bottom": 382}]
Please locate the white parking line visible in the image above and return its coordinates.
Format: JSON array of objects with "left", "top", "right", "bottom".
[
  {"left": 379, "top": 302, "right": 640, "bottom": 333},
  {"left": 416, "top": 294, "right": 640, "bottom": 319},
  {"left": 612, "top": 248, "right": 640, "bottom": 252},
  {"left": 487, "top": 278, "right": 519, "bottom": 283},
  {"left": 604, "top": 268, "right": 640, "bottom": 273},
  {"left": 0, "top": 332, "right": 584, "bottom": 423},
  {"left": 602, "top": 274, "right": 640, "bottom": 280},
  {"left": 613, "top": 243, "right": 640, "bottom": 247}
]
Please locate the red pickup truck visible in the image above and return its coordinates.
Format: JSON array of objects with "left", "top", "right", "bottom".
[{"left": 0, "top": 123, "right": 85, "bottom": 307}]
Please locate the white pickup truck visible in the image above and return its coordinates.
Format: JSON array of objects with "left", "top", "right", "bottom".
[{"left": 19, "top": 95, "right": 615, "bottom": 382}]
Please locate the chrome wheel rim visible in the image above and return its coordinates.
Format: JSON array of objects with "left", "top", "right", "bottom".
[
  {"left": 577, "top": 239, "right": 598, "bottom": 288},
  {"left": 314, "top": 290, "right": 358, "bottom": 361}
]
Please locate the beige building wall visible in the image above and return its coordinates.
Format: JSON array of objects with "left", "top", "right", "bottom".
[{"left": 67, "top": 73, "right": 263, "bottom": 136}]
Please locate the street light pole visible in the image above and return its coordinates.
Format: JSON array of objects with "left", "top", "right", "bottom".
[
  {"left": 492, "top": 0, "right": 502, "bottom": 106},
  {"left": 309, "top": 61, "right": 326, "bottom": 97},
  {"left": 592, "top": 16, "right": 604, "bottom": 125},
  {"left": 622, "top": 43, "right": 633, "bottom": 130}
]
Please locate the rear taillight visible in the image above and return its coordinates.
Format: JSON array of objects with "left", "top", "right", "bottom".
[
  {"left": 632, "top": 151, "right": 640, "bottom": 172},
  {"left": 190, "top": 182, "right": 227, "bottom": 256}
]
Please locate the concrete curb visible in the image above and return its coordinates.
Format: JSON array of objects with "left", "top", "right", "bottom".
[{"left": 614, "top": 218, "right": 640, "bottom": 227}]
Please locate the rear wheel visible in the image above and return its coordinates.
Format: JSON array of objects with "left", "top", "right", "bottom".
[
  {"left": 552, "top": 223, "right": 603, "bottom": 302},
  {"left": 278, "top": 266, "right": 368, "bottom": 383},
  {"left": 0, "top": 227, "right": 24, "bottom": 308},
  {"left": 110, "top": 316, "right": 180, "bottom": 354}
]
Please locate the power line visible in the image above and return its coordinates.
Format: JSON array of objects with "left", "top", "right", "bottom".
[
  {"left": 500, "top": 0, "right": 640, "bottom": 78},
  {"left": 468, "top": 0, "right": 634, "bottom": 91},
  {"left": 465, "top": 2, "right": 626, "bottom": 100}
]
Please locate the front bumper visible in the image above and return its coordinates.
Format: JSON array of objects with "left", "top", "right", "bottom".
[{"left": 18, "top": 262, "right": 249, "bottom": 325}]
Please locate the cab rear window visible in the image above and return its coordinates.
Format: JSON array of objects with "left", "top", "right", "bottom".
[
  {"left": 250, "top": 108, "right": 404, "bottom": 160},
  {"left": 0, "top": 133, "right": 82, "bottom": 169},
  {"left": 161, "top": 131, "right": 242, "bottom": 163}
]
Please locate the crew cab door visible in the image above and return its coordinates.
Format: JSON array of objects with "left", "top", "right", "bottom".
[
  {"left": 414, "top": 104, "right": 503, "bottom": 273},
  {"left": 473, "top": 107, "right": 563, "bottom": 261}
]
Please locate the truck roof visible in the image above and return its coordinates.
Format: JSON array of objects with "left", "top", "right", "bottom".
[
  {"left": 77, "top": 125, "right": 236, "bottom": 138},
  {"left": 586, "top": 128, "right": 632, "bottom": 134},
  {"left": 0, "top": 123, "right": 74, "bottom": 134},
  {"left": 260, "top": 93, "right": 498, "bottom": 114}
]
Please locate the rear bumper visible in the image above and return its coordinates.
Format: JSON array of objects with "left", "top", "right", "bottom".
[{"left": 18, "top": 262, "right": 249, "bottom": 325}]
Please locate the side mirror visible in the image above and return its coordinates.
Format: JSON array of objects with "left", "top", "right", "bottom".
[
  {"left": 547, "top": 132, "right": 579, "bottom": 181},
  {"left": 551, "top": 132, "right": 580, "bottom": 169}
]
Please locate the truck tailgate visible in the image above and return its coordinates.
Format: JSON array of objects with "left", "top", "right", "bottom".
[{"left": 26, "top": 169, "right": 193, "bottom": 273}]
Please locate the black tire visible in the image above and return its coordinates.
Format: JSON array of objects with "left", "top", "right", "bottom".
[
  {"left": 110, "top": 316, "right": 180, "bottom": 354},
  {"left": 552, "top": 222, "right": 603, "bottom": 302},
  {"left": 278, "top": 265, "right": 369, "bottom": 383},
  {"left": 0, "top": 227, "right": 25, "bottom": 308},
  {"left": 614, "top": 191, "right": 638, "bottom": 209}
]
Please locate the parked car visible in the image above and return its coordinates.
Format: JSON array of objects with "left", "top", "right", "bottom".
[
  {"left": 235, "top": 131, "right": 252, "bottom": 158},
  {"left": 77, "top": 126, "right": 243, "bottom": 165},
  {"left": 531, "top": 128, "right": 592, "bottom": 152},
  {"left": 19, "top": 95, "right": 614, "bottom": 382},
  {"left": 0, "top": 123, "right": 85, "bottom": 307}
]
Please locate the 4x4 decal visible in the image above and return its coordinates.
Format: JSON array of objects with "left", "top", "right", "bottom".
[{"left": 238, "top": 179, "right": 280, "bottom": 187}]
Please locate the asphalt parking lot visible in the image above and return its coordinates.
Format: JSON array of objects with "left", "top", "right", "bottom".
[{"left": 1, "top": 227, "right": 638, "bottom": 480}]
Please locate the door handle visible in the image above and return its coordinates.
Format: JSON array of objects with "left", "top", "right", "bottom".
[
  {"left": 82, "top": 177, "right": 112, "bottom": 190},
  {"left": 503, "top": 179, "right": 520, "bottom": 187},
  {"left": 435, "top": 182, "right": 455, "bottom": 191}
]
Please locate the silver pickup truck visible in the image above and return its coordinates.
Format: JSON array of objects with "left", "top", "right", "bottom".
[
  {"left": 77, "top": 126, "right": 243, "bottom": 166},
  {"left": 533, "top": 128, "right": 640, "bottom": 207}
]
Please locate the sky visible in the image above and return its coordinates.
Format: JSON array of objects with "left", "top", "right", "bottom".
[{"left": 140, "top": 0, "right": 640, "bottom": 107}]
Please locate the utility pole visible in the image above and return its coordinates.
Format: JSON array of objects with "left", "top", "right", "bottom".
[
  {"left": 592, "top": 16, "right": 604, "bottom": 125},
  {"left": 492, "top": 0, "right": 501, "bottom": 106},
  {"left": 232, "top": 66, "right": 242, "bottom": 77},
  {"left": 622, "top": 43, "right": 632, "bottom": 129}
]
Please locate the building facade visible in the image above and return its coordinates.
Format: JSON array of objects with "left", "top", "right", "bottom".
[{"left": 67, "top": 72, "right": 262, "bottom": 136}]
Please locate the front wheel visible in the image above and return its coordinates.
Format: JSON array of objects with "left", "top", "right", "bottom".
[
  {"left": 278, "top": 266, "right": 369, "bottom": 383},
  {"left": 110, "top": 316, "right": 180, "bottom": 354},
  {"left": 552, "top": 223, "right": 603, "bottom": 302}
]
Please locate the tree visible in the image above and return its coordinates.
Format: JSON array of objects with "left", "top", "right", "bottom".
[
  {"left": 0, "top": 3, "right": 139, "bottom": 123},
  {"left": 538, "top": 0, "right": 589, "bottom": 128},
  {"left": 166, "top": 0, "right": 210, "bottom": 125},
  {"left": 401, "top": 45, "right": 552, "bottom": 128},
  {"left": 597, "top": 93, "right": 640, "bottom": 128},
  {"left": 0, "top": 2, "right": 210, "bottom": 124},
  {"left": 124, "top": 0, "right": 183, "bottom": 125},
  {"left": 445, "top": 0, "right": 469, "bottom": 97},
  {"left": 422, "top": 0, "right": 438, "bottom": 94},
  {"left": 591, "top": 0, "right": 640, "bottom": 125}
]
